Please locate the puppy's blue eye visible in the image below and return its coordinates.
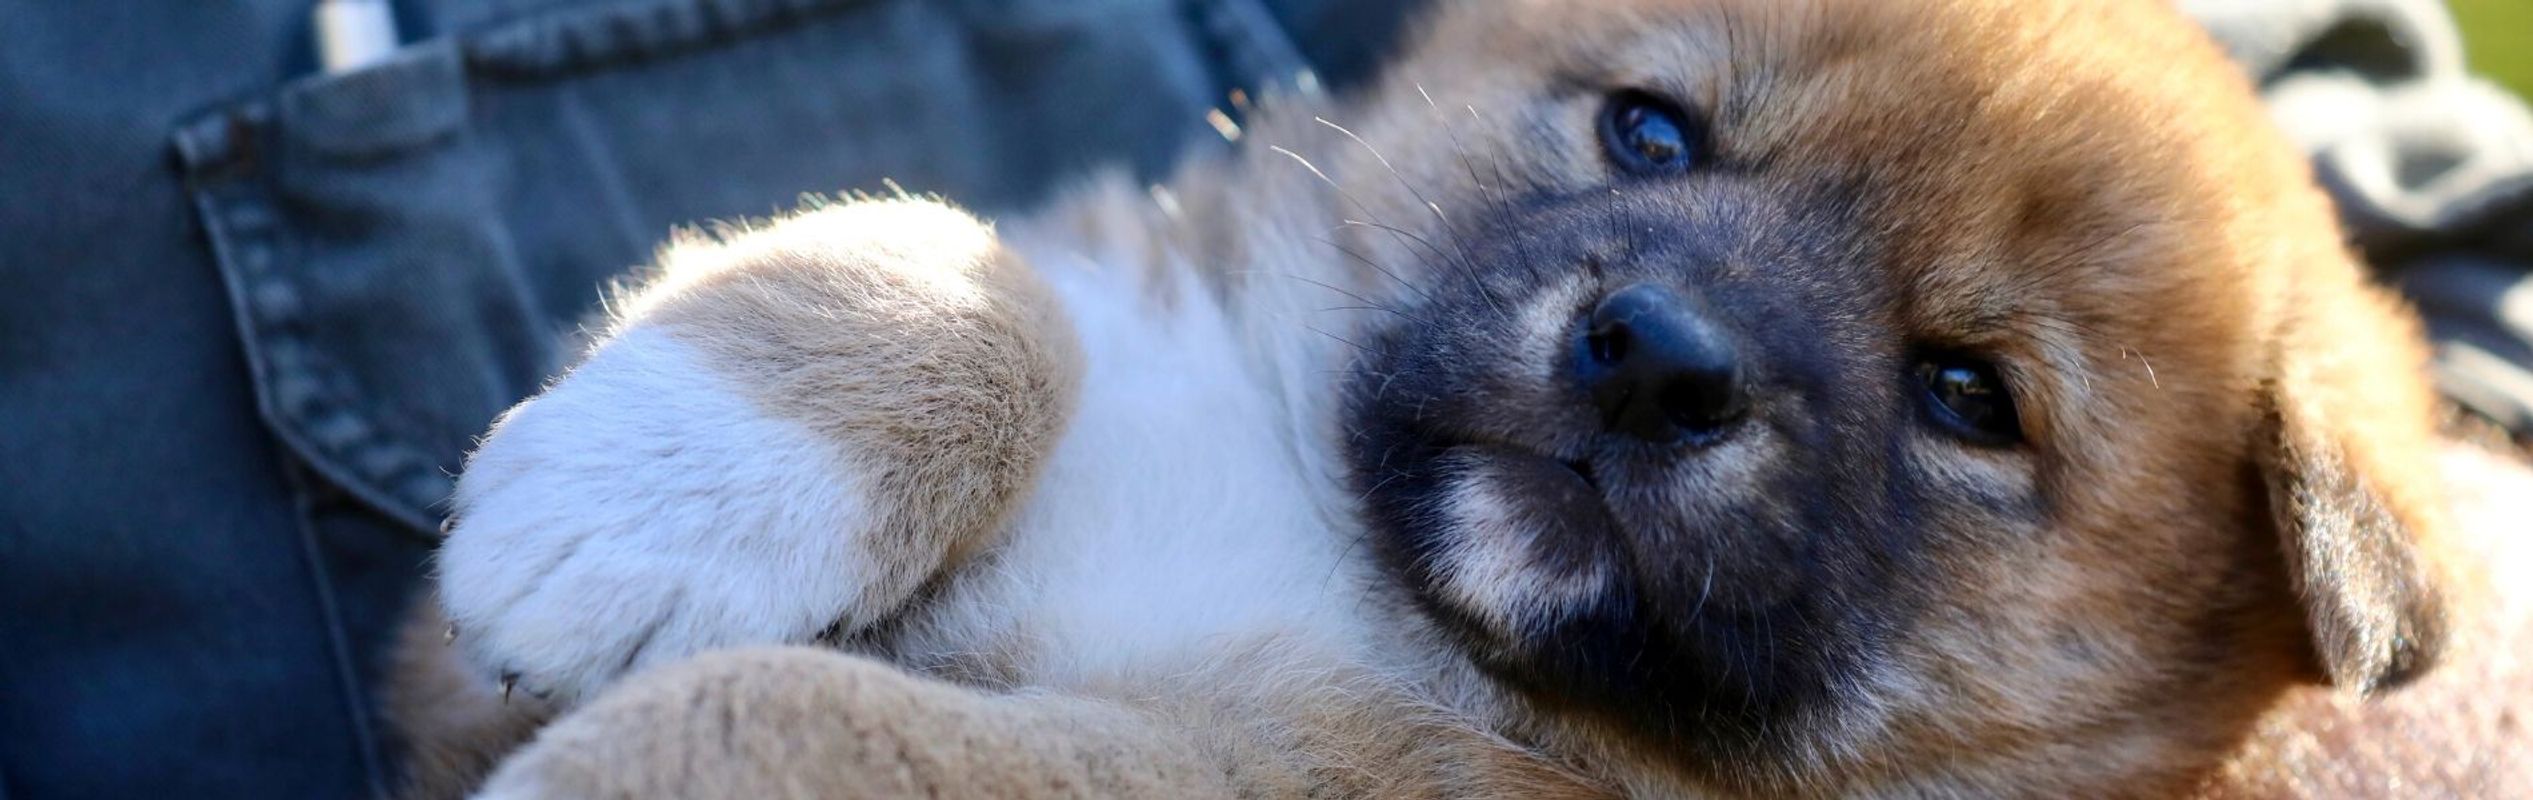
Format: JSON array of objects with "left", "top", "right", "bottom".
[
  {"left": 1599, "top": 91, "right": 1698, "bottom": 175},
  {"left": 1917, "top": 354, "right": 2023, "bottom": 445}
]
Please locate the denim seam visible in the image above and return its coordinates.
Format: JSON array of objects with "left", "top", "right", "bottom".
[
  {"left": 175, "top": 110, "right": 448, "bottom": 538},
  {"left": 175, "top": 112, "right": 409, "bottom": 795},
  {"left": 279, "top": 463, "right": 393, "bottom": 800}
]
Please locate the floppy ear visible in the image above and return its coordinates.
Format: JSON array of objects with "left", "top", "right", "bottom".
[{"left": 2259, "top": 275, "right": 2449, "bottom": 694}]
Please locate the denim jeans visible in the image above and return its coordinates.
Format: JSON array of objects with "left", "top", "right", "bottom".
[{"left": 0, "top": 0, "right": 1414, "bottom": 796}]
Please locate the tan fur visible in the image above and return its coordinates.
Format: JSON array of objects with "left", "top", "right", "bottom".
[
  {"left": 398, "top": 0, "right": 2523, "bottom": 796},
  {"left": 472, "top": 647, "right": 1229, "bottom": 799},
  {"left": 633, "top": 200, "right": 1082, "bottom": 632}
]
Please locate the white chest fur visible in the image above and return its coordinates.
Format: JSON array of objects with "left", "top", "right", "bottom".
[{"left": 889, "top": 234, "right": 1387, "bottom": 689}]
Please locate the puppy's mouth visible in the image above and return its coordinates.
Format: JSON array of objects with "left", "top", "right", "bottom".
[
  {"left": 1439, "top": 433, "right": 1607, "bottom": 493},
  {"left": 1420, "top": 435, "right": 1634, "bottom": 567},
  {"left": 1371, "top": 431, "right": 1644, "bottom": 642}
]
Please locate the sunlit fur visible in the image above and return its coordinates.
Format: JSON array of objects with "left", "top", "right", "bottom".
[{"left": 398, "top": 0, "right": 2484, "bottom": 797}]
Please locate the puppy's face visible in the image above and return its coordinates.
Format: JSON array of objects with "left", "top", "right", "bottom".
[{"left": 1315, "top": 0, "right": 2447, "bottom": 793}]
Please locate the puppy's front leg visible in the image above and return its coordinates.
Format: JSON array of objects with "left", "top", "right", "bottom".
[{"left": 435, "top": 199, "right": 1079, "bottom": 706}]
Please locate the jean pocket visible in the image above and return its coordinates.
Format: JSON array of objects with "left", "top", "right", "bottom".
[{"left": 178, "top": 43, "right": 547, "bottom": 535}]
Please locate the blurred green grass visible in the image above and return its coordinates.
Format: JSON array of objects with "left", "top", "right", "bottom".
[{"left": 2452, "top": 0, "right": 2533, "bottom": 100}]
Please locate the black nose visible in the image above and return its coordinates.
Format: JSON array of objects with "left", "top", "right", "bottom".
[{"left": 1578, "top": 283, "right": 1748, "bottom": 442}]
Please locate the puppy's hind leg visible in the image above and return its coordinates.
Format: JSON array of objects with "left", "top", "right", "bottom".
[
  {"left": 430, "top": 199, "right": 1080, "bottom": 707},
  {"left": 474, "top": 648, "right": 1235, "bottom": 800}
]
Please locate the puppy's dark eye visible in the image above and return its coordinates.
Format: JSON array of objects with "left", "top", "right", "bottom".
[
  {"left": 1916, "top": 354, "right": 2022, "bottom": 444},
  {"left": 1598, "top": 90, "right": 1698, "bottom": 176}
]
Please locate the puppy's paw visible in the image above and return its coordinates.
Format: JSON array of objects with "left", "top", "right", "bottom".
[
  {"left": 437, "top": 198, "right": 1076, "bottom": 707},
  {"left": 436, "top": 325, "right": 874, "bottom": 706}
]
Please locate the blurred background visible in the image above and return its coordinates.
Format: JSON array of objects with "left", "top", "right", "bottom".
[{"left": 2453, "top": 0, "right": 2533, "bottom": 98}]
